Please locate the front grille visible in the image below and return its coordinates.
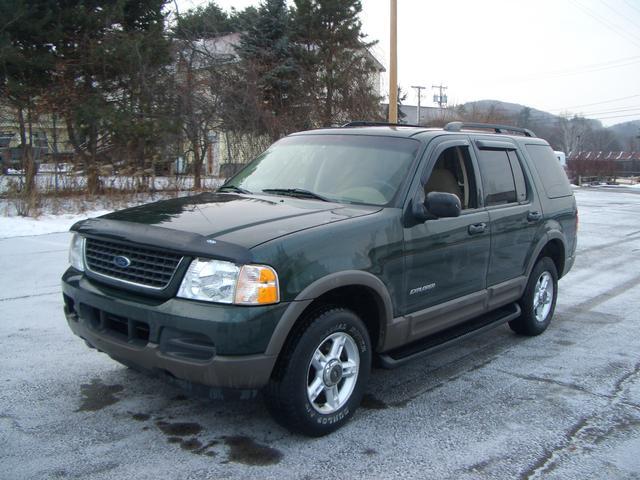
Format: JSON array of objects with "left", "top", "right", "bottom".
[{"left": 85, "top": 238, "right": 183, "bottom": 289}]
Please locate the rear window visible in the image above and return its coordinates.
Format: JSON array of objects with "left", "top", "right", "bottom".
[{"left": 525, "top": 144, "right": 572, "bottom": 198}]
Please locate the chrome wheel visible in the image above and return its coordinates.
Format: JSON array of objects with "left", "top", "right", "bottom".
[
  {"left": 307, "top": 332, "right": 360, "bottom": 414},
  {"left": 533, "top": 271, "right": 554, "bottom": 322}
]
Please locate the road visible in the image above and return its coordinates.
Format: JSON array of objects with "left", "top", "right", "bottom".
[{"left": 1, "top": 188, "right": 639, "bottom": 480}]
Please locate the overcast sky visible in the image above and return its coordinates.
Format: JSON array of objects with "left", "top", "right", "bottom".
[{"left": 172, "top": 0, "right": 640, "bottom": 127}]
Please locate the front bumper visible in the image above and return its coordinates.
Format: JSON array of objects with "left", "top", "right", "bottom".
[{"left": 62, "top": 269, "right": 289, "bottom": 389}]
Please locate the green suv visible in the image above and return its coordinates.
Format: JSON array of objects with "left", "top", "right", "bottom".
[{"left": 62, "top": 122, "right": 578, "bottom": 436}]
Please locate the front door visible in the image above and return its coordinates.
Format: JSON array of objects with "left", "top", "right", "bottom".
[{"left": 403, "top": 138, "right": 490, "bottom": 339}]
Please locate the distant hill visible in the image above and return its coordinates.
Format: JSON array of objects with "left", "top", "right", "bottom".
[
  {"left": 461, "top": 99, "right": 557, "bottom": 122},
  {"left": 459, "top": 99, "right": 601, "bottom": 129},
  {"left": 609, "top": 120, "right": 640, "bottom": 150},
  {"left": 394, "top": 98, "right": 638, "bottom": 151}
]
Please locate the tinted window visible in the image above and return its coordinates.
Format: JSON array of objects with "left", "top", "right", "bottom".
[
  {"left": 507, "top": 150, "right": 527, "bottom": 202},
  {"left": 228, "top": 135, "right": 420, "bottom": 206},
  {"left": 526, "top": 144, "right": 572, "bottom": 198},
  {"left": 477, "top": 149, "right": 517, "bottom": 206}
]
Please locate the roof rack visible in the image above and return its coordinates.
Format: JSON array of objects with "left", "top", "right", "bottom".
[
  {"left": 443, "top": 121, "right": 536, "bottom": 138},
  {"left": 341, "top": 121, "right": 425, "bottom": 128}
]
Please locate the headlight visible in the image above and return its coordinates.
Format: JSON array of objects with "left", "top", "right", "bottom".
[
  {"left": 177, "top": 259, "right": 279, "bottom": 305},
  {"left": 68, "top": 233, "right": 85, "bottom": 271}
]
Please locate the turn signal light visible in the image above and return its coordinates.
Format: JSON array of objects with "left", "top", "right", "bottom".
[{"left": 235, "top": 265, "right": 280, "bottom": 305}]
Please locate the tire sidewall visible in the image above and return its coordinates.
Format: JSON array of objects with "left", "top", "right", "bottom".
[
  {"left": 522, "top": 257, "right": 558, "bottom": 333},
  {"left": 288, "top": 309, "right": 371, "bottom": 434}
]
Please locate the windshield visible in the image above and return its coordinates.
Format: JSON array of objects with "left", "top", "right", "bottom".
[{"left": 225, "top": 134, "right": 420, "bottom": 206}]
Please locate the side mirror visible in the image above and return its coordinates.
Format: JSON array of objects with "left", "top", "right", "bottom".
[{"left": 425, "top": 192, "right": 461, "bottom": 218}]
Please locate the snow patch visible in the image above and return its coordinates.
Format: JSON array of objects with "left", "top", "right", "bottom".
[{"left": 0, "top": 210, "right": 110, "bottom": 239}]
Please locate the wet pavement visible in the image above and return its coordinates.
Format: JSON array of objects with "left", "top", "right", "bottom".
[{"left": 1, "top": 188, "right": 639, "bottom": 479}]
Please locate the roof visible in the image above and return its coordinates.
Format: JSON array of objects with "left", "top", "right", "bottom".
[
  {"left": 290, "top": 125, "right": 434, "bottom": 138},
  {"left": 180, "top": 32, "right": 385, "bottom": 72},
  {"left": 569, "top": 151, "right": 640, "bottom": 161},
  {"left": 290, "top": 124, "right": 549, "bottom": 143}
]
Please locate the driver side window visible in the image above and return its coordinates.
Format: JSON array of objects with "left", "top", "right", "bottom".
[{"left": 424, "top": 146, "right": 478, "bottom": 210}]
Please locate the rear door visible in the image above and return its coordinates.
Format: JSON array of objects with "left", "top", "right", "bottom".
[{"left": 472, "top": 138, "right": 542, "bottom": 286}]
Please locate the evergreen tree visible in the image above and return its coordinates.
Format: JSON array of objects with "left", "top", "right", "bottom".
[
  {"left": 173, "top": 2, "right": 232, "bottom": 39},
  {"left": 2, "top": 1, "right": 171, "bottom": 194},
  {"left": 293, "top": 0, "right": 381, "bottom": 126},
  {"left": 0, "top": 0, "right": 59, "bottom": 202},
  {"left": 231, "top": 0, "right": 302, "bottom": 139},
  {"left": 53, "top": 1, "right": 170, "bottom": 193},
  {"left": 173, "top": 2, "right": 259, "bottom": 39}
]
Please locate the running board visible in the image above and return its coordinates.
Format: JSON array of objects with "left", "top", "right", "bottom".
[{"left": 377, "top": 302, "right": 521, "bottom": 368}]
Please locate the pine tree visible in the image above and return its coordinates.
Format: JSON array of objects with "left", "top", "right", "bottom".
[
  {"left": 49, "top": 0, "right": 170, "bottom": 193},
  {"left": 293, "top": 0, "right": 381, "bottom": 126},
  {"left": 173, "top": 2, "right": 232, "bottom": 39},
  {"left": 233, "top": 0, "right": 302, "bottom": 139},
  {"left": 0, "top": 0, "right": 59, "bottom": 204}
]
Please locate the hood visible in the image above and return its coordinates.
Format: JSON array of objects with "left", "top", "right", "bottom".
[{"left": 97, "top": 192, "right": 381, "bottom": 249}]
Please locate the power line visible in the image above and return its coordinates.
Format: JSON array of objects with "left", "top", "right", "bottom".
[
  {"left": 523, "top": 111, "right": 640, "bottom": 125},
  {"left": 579, "top": 106, "right": 640, "bottom": 116},
  {"left": 482, "top": 56, "right": 640, "bottom": 86},
  {"left": 587, "top": 112, "right": 640, "bottom": 121},
  {"left": 548, "top": 94, "right": 640, "bottom": 112},
  {"left": 569, "top": 0, "right": 640, "bottom": 48},
  {"left": 576, "top": 0, "right": 640, "bottom": 44},
  {"left": 543, "top": 56, "right": 640, "bottom": 77},
  {"left": 598, "top": 0, "right": 640, "bottom": 33},
  {"left": 622, "top": 0, "right": 640, "bottom": 16},
  {"left": 468, "top": 106, "right": 640, "bottom": 126}
]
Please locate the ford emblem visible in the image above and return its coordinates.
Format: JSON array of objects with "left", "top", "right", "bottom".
[{"left": 113, "top": 255, "right": 131, "bottom": 268}]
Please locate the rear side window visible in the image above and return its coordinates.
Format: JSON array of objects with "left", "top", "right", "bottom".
[
  {"left": 525, "top": 144, "right": 572, "bottom": 198},
  {"left": 476, "top": 149, "right": 517, "bottom": 206}
]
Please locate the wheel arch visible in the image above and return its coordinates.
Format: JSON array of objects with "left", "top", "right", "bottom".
[
  {"left": 527, "top": 232, "right": 567, "bottom": 279},
  {"left": 264, "top": 271, "right": 394, "bottom": 360}
]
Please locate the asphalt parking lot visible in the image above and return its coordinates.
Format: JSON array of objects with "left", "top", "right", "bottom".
[{"left": 2, "top": 187, "right": 639, "bottom": 480}]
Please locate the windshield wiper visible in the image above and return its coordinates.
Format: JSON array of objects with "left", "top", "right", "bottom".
[
  {"left": 262, "top": 188, "right": 330, "bottom": 202},
  {"left": 218, "top": 184, "right": 252, "bottom": 194}
]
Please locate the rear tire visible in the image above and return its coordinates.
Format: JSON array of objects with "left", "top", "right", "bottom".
[
  {"left": 509, "top": 257, "right": 558, "bottom": 336},
  {"left": 263, "top": 307, "right": 371, "bottom": 437}
]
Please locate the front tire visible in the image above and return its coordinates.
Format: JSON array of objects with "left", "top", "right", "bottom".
[
  {"left": 263, "top": 307, "right": 371, "bottom": 436},
  {"left": 509, "top": 257, "right": 558, "bottom": 336}
]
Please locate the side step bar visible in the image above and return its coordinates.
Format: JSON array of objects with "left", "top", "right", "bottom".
[{"left": 377, "top": 303, "right": 521, "bottom": 368}]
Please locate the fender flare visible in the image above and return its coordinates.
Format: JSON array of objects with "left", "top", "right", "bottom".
[
  {"left": 264, "top": 270, "right": 394, "bottom": 356},
  {"left": 526, "top": 231, "right": 567, "bottom": 278}
]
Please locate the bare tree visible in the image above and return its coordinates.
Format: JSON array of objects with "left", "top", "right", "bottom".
[
  {"left": 173, "top": 38, "right": 229, "bottom": 188},
  {"left": 557, "top": 115, "right": 589, "bottom": 155}
]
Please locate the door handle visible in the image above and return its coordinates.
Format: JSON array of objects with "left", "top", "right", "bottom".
[
  {"left": 468, "top": 223, "right": 486, "bottom": 235},
  {"left": 527, "top": 211, "right": 542, "bottom": 222}
]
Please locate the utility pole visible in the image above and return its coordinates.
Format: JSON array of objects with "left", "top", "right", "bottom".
[
  {"left": 411, "top": 85, "right": 426, "bottom": 125},
  {"left": 432, "top": 84, "right": 448, "bottom": 109},
  {"left": 388, "top": 0, "right": 398, "bottom": 123}
]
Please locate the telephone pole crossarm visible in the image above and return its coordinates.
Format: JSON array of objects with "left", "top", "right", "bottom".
[{"left": 432, "top": 84, "right": 448, "bottom": 109}]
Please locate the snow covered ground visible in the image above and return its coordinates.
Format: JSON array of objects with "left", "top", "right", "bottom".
[
  {"left": 0, "top": 210, "right": 112, "bottom": 238},
  {"left": 0, "top": 192, "right": 182, "bottom": 238},
  {"left": 1, "top": 188, "right": 639, "bottom": 479}
]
